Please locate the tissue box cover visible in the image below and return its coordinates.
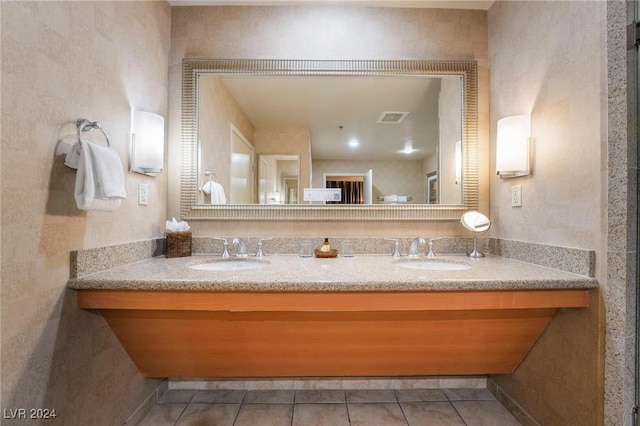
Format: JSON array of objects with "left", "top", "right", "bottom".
[{"left": 166, "top": 231, "right": 192, "bottom": 258}]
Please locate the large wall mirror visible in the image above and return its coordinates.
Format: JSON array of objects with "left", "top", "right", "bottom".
[{"left": 181, "top": 59, "right": 478, "bottom": 221}]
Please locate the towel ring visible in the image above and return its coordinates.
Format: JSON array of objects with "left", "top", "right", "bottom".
[{"left": 76, "top": 118, "right": 110, "bottom": 147}]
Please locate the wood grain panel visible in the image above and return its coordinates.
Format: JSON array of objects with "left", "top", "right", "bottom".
[
  {"left": 78, "top": 289, "right": 589, "bottom": 311},
  {"left": 75, "top": 289, "right": 589, "bottom": 378},
  {"left": 100, "top": 308, "right": 555, "bottom": 377}
]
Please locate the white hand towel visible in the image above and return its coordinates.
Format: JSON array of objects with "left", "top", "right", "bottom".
[
  {"left": 64, "top": 142, "right": 81, "bottom": 169},
  {"left": 200, "top": 181, "right": 213, "bottom": 196},
  {"left": 213, "top": 181, "right": 227, "bottom": 204},
  {"left": 74, "top": 140, "right": 127, "bottom": 211},
  {"left": 200, "top": 181, "right": 227, "bottom": 204}
]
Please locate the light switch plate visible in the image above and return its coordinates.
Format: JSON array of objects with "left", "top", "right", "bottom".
[
  {"left": 138, "top": 183, "right": 149, "bottom": 206},
  {"left": 511, "top": 185, "right": 522, "bottom": 207}
]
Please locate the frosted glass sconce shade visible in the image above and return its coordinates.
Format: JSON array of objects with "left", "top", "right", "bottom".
[
  {"left": 131, "top": 111, "right": 164, "bottom": 174},
  {"left": 496, "top": 114, "right": 531, "bottom": 178}
]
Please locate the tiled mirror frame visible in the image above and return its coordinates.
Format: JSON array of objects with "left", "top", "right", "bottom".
[{"left": 180, "top": 59, "right": 479, "bottom": 221}]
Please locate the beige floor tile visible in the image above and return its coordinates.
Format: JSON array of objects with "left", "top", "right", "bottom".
[
  {"left": 158, "top": 389, "right": 197, "bottom": 404},
  {"left": 137, "top": 387, "right": 520, "bottom": 426},
  {"left": 346, "top": 389, "right": 398, "bottom": 403},
  {"left": 347, "top": 402, "right": 407, "bottom": 426},
  {"left": 395, "top": 389, "right": 448, "bottom": 402},
  {"left": 444, "top": 388, "right": 495, "bottom": 401},
  {"left": 176, "top": 403, "right": 239, "bottom": 426},
  {"left": 192, "top": 389, "right": 246, "bottom": 403},
  {"left": 137, "top": 403, "right": 186, "bottom": 426},
  {"left": 234, "top": 404, "right": 293, "bottom": 426},
  {"left": 295, "top": 389, "right": 346, "bottom": 403},
  {"left": 244, "top": 389, "right": 295, "bottom": 404},
  {"left": 292, "top": 403, "right": 350, "bottom": 426},
  {"left": 401, "top": 401, "right": 466, "bottom": 426},
  {"left": 452, "top": 400, "right": 521, "bottom": 426}
]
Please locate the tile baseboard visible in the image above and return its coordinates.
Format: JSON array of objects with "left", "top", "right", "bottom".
[
  {"left": 122, "top": 381, "right": 169, "bottom": 425},
  {"left": 488, "top": 378, "right": 541, "bottom": 426},
  {"left": 169, "top": 376, "right": 488, "bottom": 391}
]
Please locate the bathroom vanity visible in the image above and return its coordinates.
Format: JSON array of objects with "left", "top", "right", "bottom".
[{"left": 70, "top": 253, "right": 596, "bottom": 379}]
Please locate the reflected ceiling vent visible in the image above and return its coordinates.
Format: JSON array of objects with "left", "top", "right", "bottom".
[{"left": 377, "top": 111, "right": 409, "bottom": 124}]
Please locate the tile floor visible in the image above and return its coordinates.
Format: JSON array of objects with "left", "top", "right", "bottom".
[{"left": 136, "top": 388, "right": 521, "bottom": 425}]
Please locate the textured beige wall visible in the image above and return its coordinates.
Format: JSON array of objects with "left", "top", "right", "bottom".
[
  {"left": 488, "top": 1, "right": 605, "bottom": 250},
  {"left": 168, "top": 5, "right": 489, "bottom": 237},
  {"left": 487, "top": 2, "right": 606, "bottom": 424},
  {"left": 1, "top": 1, "right": 171, "bottom": 424}
]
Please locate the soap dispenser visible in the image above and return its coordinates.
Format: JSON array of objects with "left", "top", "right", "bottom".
[{"left": 320, "top": 238, "right": 331, "bottom": 252}]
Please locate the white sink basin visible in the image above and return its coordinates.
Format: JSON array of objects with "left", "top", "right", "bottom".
[
  {"left": 395, "top": 260, "right": 471, "bottom": 271},
  {"left": 190, "top": 259, "right": 268, "bottom": 271}
]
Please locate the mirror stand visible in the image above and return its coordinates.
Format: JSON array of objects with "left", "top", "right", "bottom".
[
  {"left": 468, "top": 236, "right": 485, "bottom": 258},
  {"left": 460, "top": 210, "right": 491, "bottom": 258}
]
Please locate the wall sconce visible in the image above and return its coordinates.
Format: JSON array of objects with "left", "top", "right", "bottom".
[
  {"left": 130, "top": 111, "right": 164, "bottom": 174},
  {"left": 455, "top": 141, "right": 462, "bottom": 184},
  {"left": 496, "top": 114, "right": 531, "bottom": 178}
]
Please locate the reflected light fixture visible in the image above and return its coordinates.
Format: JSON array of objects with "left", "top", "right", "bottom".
[
  {"left": 455, "top": 141, "right": 462, "bottom": 184},
  {"left": 348, "top": 138, "right": 359, "bottom": 148},
  {"left": 402, "top": 142, "right": 414, "bottom": 154},
  {"left": 131, "top": 110, "right": 165, "bottom": 174},
  {"left": 496, "top": 114, "right": 531, "bottom": 178}
]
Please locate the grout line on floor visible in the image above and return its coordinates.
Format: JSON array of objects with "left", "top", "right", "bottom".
[
  {"left": 231, "top": 391, "right": 247, "bottom": 426},
  {"left": 396, "top": 398, "right": 410, "bottom": 426},
  {"left": 172, "top": 403, "right": 190, "bottom": 426},
  {"left": 449, "top": 400, "right": 469, "bottom": 426},
  {"left": 290, "top": 398, "right": 294, "bottom": 426}
]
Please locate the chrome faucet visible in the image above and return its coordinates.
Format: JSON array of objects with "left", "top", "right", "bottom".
[
  {"left": 427, "top": 239, "right": 436, "bottom": 258},
  {"left": 427, "top": 238, "right": 444, "bottom": 258},
  {"left": 213, "top": 237, "right": 230, "bottom": 259},
  {"left": 232, "top": 237, "right": 248, "bottom": 258},
  {"left": 255, "top": 238, "right": 272, "bottom": 258},
  {"left": 408, "top": 237, "right": 425, "bottom": 258},
  {"left": 384, "top": 238, "right": 402, "bottom": 258}
]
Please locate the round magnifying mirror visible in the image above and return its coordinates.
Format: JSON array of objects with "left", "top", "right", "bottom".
[
  {"left": 460, "top": 211, "right": 491, "bottom": 233},
  {"left": 460, "top": 211, "right": 491, "bottom": 258}
]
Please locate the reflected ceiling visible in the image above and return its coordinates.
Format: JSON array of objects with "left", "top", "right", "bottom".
[{"left": 220, "top": 75, "right": 445, "bottom": 161}]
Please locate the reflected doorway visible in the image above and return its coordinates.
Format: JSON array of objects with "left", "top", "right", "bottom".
[
  {"left": 257, "top": 154, "right": 300, "bottom": 204},
  {"left": 229, "top": 126, "right": 254, "bottom": 204}
]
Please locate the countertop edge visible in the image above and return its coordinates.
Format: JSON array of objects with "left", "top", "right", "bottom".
[
  {"left": 67, "top": 254, "right": 599, "bottom": 292},
  {"left": 69, "top": 278, "right": 598, "bottom": 292}
]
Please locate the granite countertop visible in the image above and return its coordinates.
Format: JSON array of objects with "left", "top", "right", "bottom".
[{"left": 69, "top": 254, "right": 597, "bottom": 292}]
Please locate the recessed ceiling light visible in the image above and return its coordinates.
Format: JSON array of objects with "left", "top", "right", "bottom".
[{"left": 348, "top": 139, "right": 359, "bottom": 148}]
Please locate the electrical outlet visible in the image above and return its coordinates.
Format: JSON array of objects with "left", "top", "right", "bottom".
[
  {"left": 138, "top": 183, "right": 149, "bottom": 206},
  {"left": 511, "top": 185, "right": 522, "bottom": 207}
]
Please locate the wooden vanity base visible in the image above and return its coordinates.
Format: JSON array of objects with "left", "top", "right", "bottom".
[{"left": 77, "top": 290, "right": 588, "bottom": 378}]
